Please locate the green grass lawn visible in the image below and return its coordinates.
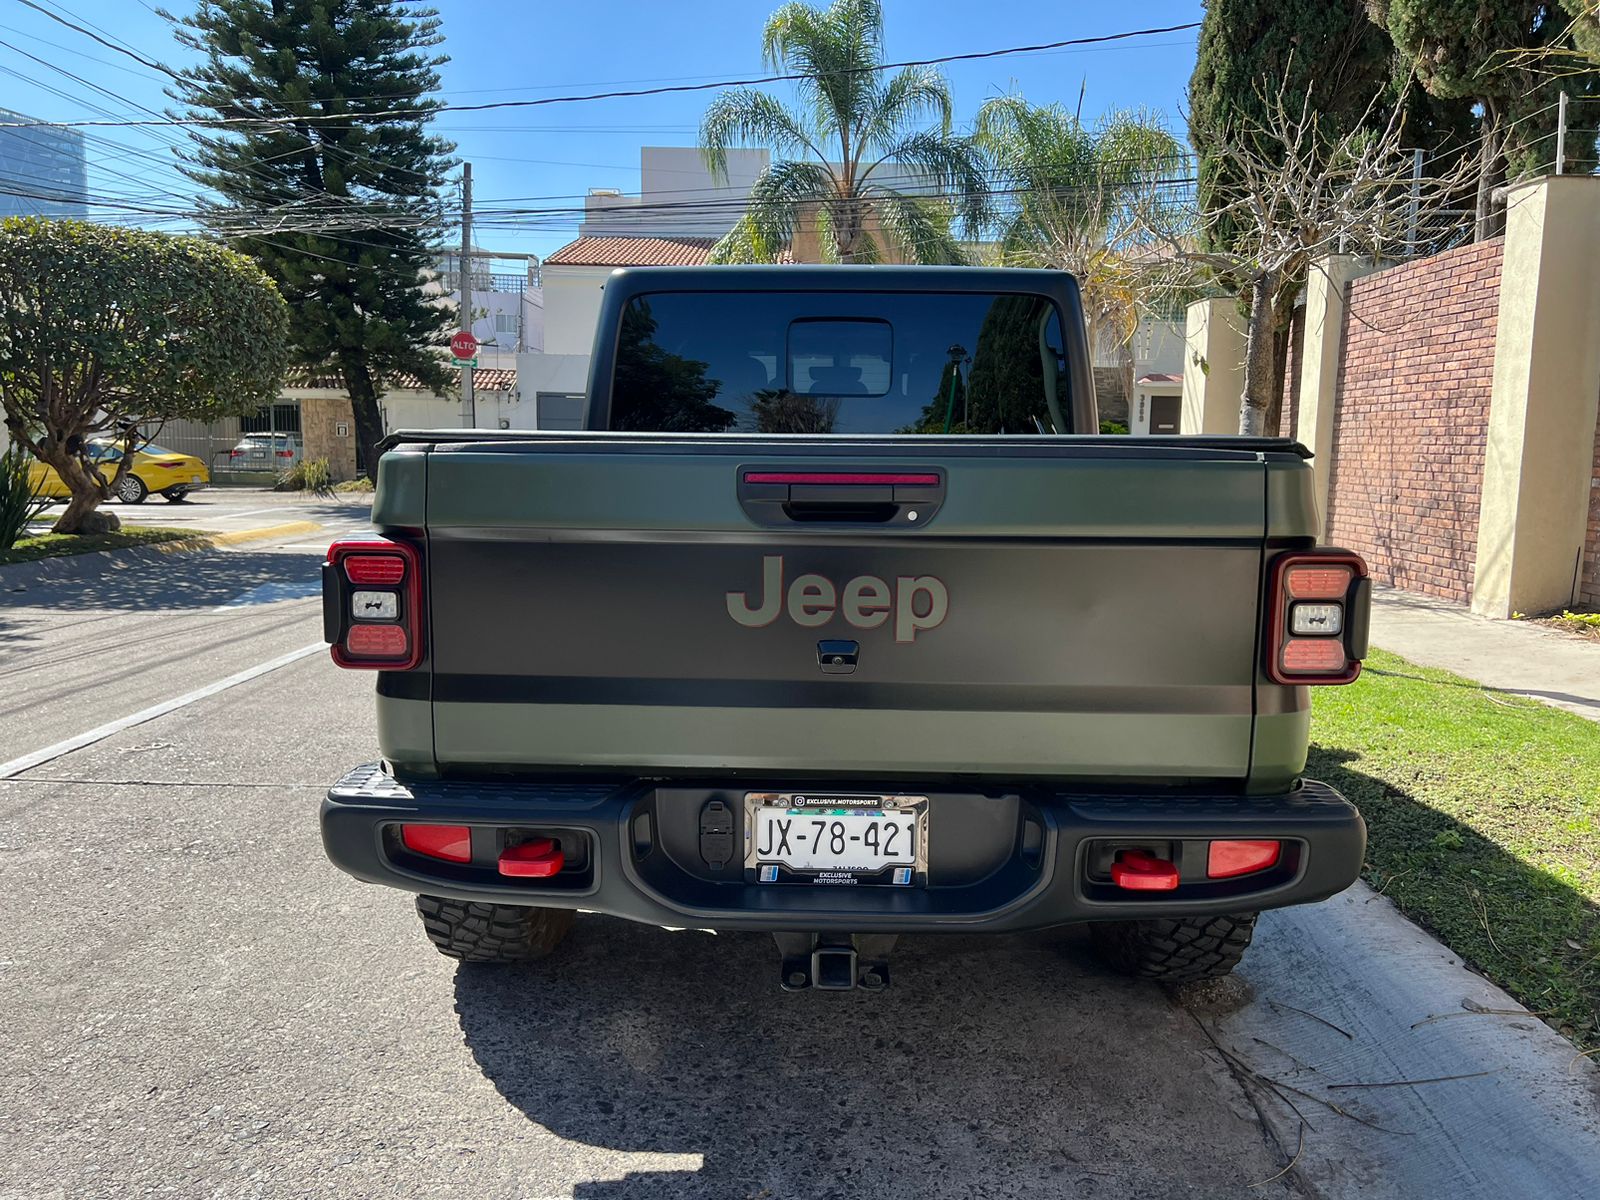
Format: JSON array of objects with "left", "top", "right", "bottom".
[
  {"left": 1310, "top": 648, "right": 1600, "bottom": 1051},
  {"left": 0, "top": 526, "right": 201, "bottom": 566}
]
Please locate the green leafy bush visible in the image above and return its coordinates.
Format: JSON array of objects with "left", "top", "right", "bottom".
[
  {"left": 0, "top": 446, "right": 49, "bottom": 551},
  {"left": 1099, "top": 420, "right": 1130, "bottom": 435},
  {"left": 274, "top": 457, "right": 332, "bottom": 493}
]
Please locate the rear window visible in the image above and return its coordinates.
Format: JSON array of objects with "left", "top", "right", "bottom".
[{"left": 608, "top": 291, "right": 1070, "bottom": 434}]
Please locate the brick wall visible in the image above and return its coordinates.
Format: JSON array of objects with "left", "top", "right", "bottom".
[
  {"left": 1324, "top": 238, "right": 1504, "bottom": 603},
  {"left": 1582, "top": 413, "right": 1600, "bottom": 609}
]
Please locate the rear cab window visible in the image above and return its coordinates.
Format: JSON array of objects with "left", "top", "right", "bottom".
[{"left": 606, "top": 291, "right": 1071, "bottom": 434}]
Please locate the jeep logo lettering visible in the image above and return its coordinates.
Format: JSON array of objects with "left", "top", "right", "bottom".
[{"left": 726, "top": 555, "right": 948, "bottom": 643}]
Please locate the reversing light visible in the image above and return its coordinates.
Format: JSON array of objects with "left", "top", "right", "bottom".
[
  {"left": 401, "top": 824, "right": 472, "bottom": 863},
  {"left": 1289, "top": 602, "right": 1343, "bottom": 636},
  {"left": 1208, "top": 840, "right": 1281, "bottom": 879}
]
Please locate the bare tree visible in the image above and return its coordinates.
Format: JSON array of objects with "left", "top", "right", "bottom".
[{"left": 1138, "top": 83, "right": 1475, "bottom": 435}]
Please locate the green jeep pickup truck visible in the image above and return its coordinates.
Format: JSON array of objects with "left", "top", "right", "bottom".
[{"left": 321, "top": 266, "right": 1370, "bottom": 991}]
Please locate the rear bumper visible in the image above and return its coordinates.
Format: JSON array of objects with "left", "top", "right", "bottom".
[{"left": 321, "top": 765, "right": 1365, "bottom": 933}]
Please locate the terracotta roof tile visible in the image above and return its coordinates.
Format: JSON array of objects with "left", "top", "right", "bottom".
[{"left": 544, "top": 235, "right": 716, "bottom": 267}]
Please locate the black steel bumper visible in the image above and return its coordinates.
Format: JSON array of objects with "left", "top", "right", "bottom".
[{"left": 321, "top": 765, "right": 1366, "bottom": 933}]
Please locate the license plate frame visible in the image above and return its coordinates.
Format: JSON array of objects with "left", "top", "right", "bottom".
[{"left": 743, "top": 791, "right": 929, "bottom": 886}]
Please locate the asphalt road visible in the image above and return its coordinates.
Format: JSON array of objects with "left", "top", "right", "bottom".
[{"left": 1, "top": 522, "right": 1596, "bottom": 1199}]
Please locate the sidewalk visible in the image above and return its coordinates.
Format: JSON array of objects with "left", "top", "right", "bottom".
[{"left": 1370, "top": 586, "right": 1600, "bottom": 723}]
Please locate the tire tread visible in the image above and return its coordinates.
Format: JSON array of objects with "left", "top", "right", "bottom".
[
  {"left": 1090, "top": 912, "right": 1257, "bottom": 982},
  {"left": 414, "top": 895, "right": 573, "bottom": 963}
]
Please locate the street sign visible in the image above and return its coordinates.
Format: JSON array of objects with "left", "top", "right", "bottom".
[
  {"left": 452, "top": 357, "right": 478, "bottom": 368},
  {"left": 450, "top": 330, "right": 478, "bottom": 360}
]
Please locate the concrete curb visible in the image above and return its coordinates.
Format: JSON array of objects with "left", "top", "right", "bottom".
[
  {"left": 0, "top": 520, "right": 324, "bottom": 591},
  {"left": 1189, "top": 882, "right": 1600, "bottom": 1197}
]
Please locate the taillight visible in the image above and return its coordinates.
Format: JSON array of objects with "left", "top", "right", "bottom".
[
  {"left": 1266, "top": 550, "right": 1370, "bottom": 685},
  {"left": 326, "top": 537, "right": 424, "bottom": 670},
  {"left": 276, "top": 449, "right": 294, "bottom": 457},
  {"left": 229, "top": 449, "right": 243, "bottom": 458}
]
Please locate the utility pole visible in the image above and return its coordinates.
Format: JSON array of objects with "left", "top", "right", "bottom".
[
  {"left": 458, "top": 161, "right": 475, "bottom": 427},
  {"left": 1556, "top": 92, "right": 1569, "bottom": 175}
]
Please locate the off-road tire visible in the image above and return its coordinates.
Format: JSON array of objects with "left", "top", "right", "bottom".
[
  {"left": 1090, "top": 912, "right": 1258, "bottom": 983},
  {"left": 415, "top": 895, "right": 574, "bottom": 963}
]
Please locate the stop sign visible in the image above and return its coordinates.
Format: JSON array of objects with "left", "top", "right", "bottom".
[{"left": 450, "top": 330, "right": 478, "bottom": 360}]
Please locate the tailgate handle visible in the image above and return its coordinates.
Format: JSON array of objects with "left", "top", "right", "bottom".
[{"left": 738, "top": 469, "right": 945, "bottom": 527}]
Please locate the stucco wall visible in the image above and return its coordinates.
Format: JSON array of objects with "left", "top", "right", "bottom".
[
  {"left": 542, "top": 265, "right": 609, "bottom": 356},
  {"left": 1323, "top": 238, "right": 1504, "bottom": 602}
]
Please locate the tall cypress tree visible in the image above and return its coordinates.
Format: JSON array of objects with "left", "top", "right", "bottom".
[
  {"left": 171, "top": 0, "right": 455, "bottom": 479},
  {"left": 1373, "top": 0, "right": 1600, "bottom": 240}
]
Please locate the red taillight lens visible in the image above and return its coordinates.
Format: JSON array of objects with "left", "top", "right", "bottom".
[
  {"left": 229, "top": 449, "right": 243, "bottom": 458},
  {"left": 276, "top": 449, "right": 294, "bottom": 457},
  {"left": 343, "top": 554, "right": 406, "bottom": 585},
  {"left": 1285, "top": 564, "right": 1354, "bottom": 600},
  {"left": 401, "top": 824, "right": 471, "bottom": 863},
  {"left": 345, "top": 623, "right": 408, "bottom": 658},
  {"left": 1280, "top": 637, "right": 1348, "bottom": 675},
  {"left": 1208, "top": 840, "right": 1281, "bottom": 879}
]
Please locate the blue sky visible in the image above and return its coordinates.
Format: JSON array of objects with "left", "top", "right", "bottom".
[{"left": 0, "top": 0, "right": 1203, "bottom": 259}]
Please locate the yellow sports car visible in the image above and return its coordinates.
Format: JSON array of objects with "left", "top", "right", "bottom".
[{"left": 29, "top": 438, "right": 210, "bottom": 504}]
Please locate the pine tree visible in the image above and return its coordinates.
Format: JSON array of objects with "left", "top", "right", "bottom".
[{"left": 170, "top": 0, "right": 455, "bottom": 479}]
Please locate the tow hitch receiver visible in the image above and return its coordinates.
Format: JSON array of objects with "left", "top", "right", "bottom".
[{"left": 775, "top": 933, "right": 897, "bottom": 991}]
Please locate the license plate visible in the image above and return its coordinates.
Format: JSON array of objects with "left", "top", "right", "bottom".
[
  {"left": 744, "top": 792, "right": 927, "bottom": 885},
  {"left": 191, "top": 475, "right": 201, "bottom": 484}
]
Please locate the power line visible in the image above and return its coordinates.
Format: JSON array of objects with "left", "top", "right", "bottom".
[
  {"left": 13, "top": 0, "right": 181, "bottom": 80},
  {"left": 1, "top": 22, "right": 1204, "bottom": 129}
]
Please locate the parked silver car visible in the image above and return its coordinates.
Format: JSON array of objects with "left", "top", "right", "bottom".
[{"left": 228, "top": 432, "right": 303, "bottom": 472}]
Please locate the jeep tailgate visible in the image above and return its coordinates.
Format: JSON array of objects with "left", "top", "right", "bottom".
[{"left": 391, "top": 435, "right": 1310, "bottom": 783}]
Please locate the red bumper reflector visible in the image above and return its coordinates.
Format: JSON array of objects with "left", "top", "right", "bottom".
[
  {"left": 1110, "top": 849, "right": 1180, "bottom": 891},
  {"left": 498, "top": 838, "right": 565, "bottom": 878},
  {"left": 401, "top": 824, "right": 471, "bottom": 863},
  {"left": 743, "top": 472, "right": 939, "bottom": 486},
  {"left": 343, "top": 554, "right": 406, "bottom": 585},
  {"left": 1207, "top": 839, "right": 1282, "bottom": 879},
  {"left": 345, "top": 623, "right": 408, "bottom": 658}
]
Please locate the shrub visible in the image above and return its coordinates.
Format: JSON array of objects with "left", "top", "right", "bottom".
[
  {"left": 333, "top": 477, "right": 374, "bottom": 494},
  {"left": 0, "top": 446, "right": 49, "bottom": 551},
  {"left": 1099, "top": 420, "right": 1130, "bottom": 435},
  {"left": 274, "top": 457, "right": 332, "bottom": 493}
]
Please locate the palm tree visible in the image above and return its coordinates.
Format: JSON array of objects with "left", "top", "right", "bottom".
[
  {"left": 975, "top": 96, "right": 1188, "bottom": 405},
  {"left": 700, "top": 0, "right": 989, "bottom": 264}
]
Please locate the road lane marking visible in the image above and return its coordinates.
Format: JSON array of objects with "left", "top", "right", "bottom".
[{"left": 0, "top": 641, "right": 325, "bottom": 780}]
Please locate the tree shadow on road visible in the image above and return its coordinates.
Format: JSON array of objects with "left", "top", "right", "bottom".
[
  {"left": 452, "top": 919, "right": 1288, "bottom": 1200},
  {"left": 0, "top": 547, "right": 325, "bottom": 617}
]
